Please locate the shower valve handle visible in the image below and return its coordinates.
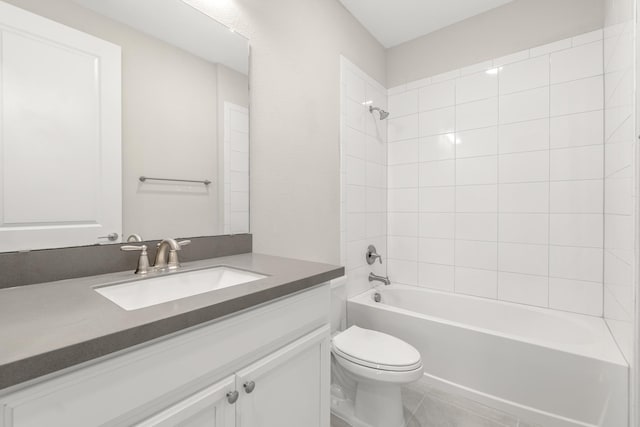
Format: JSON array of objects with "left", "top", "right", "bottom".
[{"left": 366, "top": 245, "right": 382, "bottom": 265}]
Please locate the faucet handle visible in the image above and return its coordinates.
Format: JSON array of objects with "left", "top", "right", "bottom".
[
  {"left": 120, "top": 244, "right": 150, "bottom": 274},
  {"left": 366, "top": 245, "right": 383, "bottom": 265},
  {"left": 177, "top": 240, "right": 191, "bottom": 248},
  {"left": 121, "top": 244, "right": 147, "bottom": 252}
]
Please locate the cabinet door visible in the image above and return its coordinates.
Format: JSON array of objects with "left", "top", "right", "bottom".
[
  {"left": 236, "top": 326, "right": 330, "bottom": 427},
  {"left": 135, "top": 376, "right": 236, "bottom": 427}
]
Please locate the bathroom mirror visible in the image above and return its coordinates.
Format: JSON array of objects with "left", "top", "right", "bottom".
[{"left": 0, "top": 0, "right": 249, "bottom": 252}]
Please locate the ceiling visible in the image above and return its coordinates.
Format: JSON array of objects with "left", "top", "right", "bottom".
[
  {"left": 73, "top": 0, "right": 248, "bottom": 74},
  {"left": 339, "top": 0, "right": 515, "bottom": 48}
]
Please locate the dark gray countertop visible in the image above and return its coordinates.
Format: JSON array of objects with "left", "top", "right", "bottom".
[{"left": 0, "top": 253, "right": 344, "bottom": 391}]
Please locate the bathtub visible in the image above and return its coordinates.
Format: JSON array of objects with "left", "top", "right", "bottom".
[{"left": 347, "top": 285, "right": 628, "bottom": 427}]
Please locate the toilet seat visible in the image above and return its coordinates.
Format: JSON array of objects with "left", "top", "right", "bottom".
[{"left": 332, "top": 326, "right": 422, "bottom": 372}]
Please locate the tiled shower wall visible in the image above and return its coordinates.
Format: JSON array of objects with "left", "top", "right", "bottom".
[
  {"left": 340, "top": 57, "right": 388, "bottom": 298},
  {"left": 386, "top": 30, "right": 605, "bottom": 316},
  {"left": 603, "top": 0, "right": 637, "bottom": 362}
]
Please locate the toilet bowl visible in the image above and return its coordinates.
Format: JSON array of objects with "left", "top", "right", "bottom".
[{"left": 331, "top": 326, "right": 423, "bottom": 427}]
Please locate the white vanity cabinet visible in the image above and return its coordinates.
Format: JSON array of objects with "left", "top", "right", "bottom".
[{"left": 0, "top": 285, "right": 331, "bottom": 427}]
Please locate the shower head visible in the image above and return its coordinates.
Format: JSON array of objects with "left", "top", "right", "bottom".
[{"left": 369, "top": 105, "right": 390, "bottom": 120}]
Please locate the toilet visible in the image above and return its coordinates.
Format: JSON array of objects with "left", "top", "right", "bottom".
[{"left": 331, "top": 326, "right": 424, "bottom": 427}]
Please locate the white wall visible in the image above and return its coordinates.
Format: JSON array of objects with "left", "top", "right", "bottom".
[
  {"left": 386, "top": 0, "right": 604, "bottom": 88},
  {"left": 386, "top": 31, "right": 605, "bottom": 317},
  {"left": 190, "top": 0, "right": 387, "bottom": 265},
  {"left": 340, "top": 57, "right": 387, "bottom": 298}
]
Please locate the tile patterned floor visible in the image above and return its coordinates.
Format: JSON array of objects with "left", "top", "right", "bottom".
[{"left": 331, "top": 380, "right": 541, "bottom": 427}]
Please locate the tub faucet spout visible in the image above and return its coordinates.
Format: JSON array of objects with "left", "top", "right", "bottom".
[{"left": 369, "top": 272, "right": 391, "bottom": 286}]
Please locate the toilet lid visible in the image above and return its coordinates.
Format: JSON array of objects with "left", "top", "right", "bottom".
[{"left": 332, "top": 326, "right": 422, "bottom": 372}]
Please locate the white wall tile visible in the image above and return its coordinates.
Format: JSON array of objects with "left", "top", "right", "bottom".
[
  {"left": 604, "top": 214, "right": 634, "bottom": 251},
  {"left": 549, "top": 246, "right": 603, "bottom": 282},
  {"left": 456, "top": 185, "right": 498, "bottom": 212},
  {"left": 498, "top": 119, "right": 549, "bottom": 154},
  {"left": 572, "top": 29, "right": 603, "bottom": 46},
  {"left": 455, "top": 267, "right": 497, "bottom": 298},
  {"left": 456, "top": 98, "right": 498, "bottom": 131},
  {"left": 420, "top": 135, "right": 456, "bottom": 161},
  {"left": 388, "top": 259, "right": 418, "bottom": 285},
  {"left": 346, "top": 240, "right": 367, "bottom": 270},
  {"left": 498, "top": 151, "right": 549, "bottom": 183},
  {"left": 460, "top": 60, "right": 493, "bottom": 76},
  {"left": 419, "top": 213, "right": 455, "bottom": 238},
  {"left": 550, "top": 41, "right": 603, "bottom": 84},
  {"left": 498, "top": 243, "right": 549, "bottom": 276},
  {"left": 549, "top": 214, "right": 603, "bottom": 247},
  {"left": 530, "top": 38, "right": 572, "bottom": 57},
  {"left": 431, "top": 69, "right": 460, "bottom": 83},
  {"left": 345, "top": 98, "right": 365, "bottom": 132},
  {"left": 418, "top": 263, "right": 455, "bottom": 291},
  {"left": 550, "top": 110, "right": 604, "bottom": 148},
  {"left": 499, "top": 55, "right": 549, "bottom": 94},
  {"left": 378, "top": 34, "right": 604, "bottom": 316},
  {"left": 388, "top": 163, "right": 418, "bottom": 188},
  {"left": 388, "top": 188, "right": 418, "bottom": 212},
  {"left": 343, "top": 125, "right": 366, "bottom": 159},
  {"left": 346, "top": 156, "right": 366, "bottom": 185},
  {"left": 389, "top": 236, "right": 418, "bottom": 261},
  {"left": 419, "top": 187, "right": 455, "bottom": 212},
  {"left": 388, "top": 213, "right": 418, "bottom": 237},
  {"left": 346, "top": 213, "right": 367, "bottom": 242},
  {"left": 419, "top": 107, "right": 455, "bottom": 137},
  {"left": 498, "top": 272, "right": 549, "bottom": 307},
  {"left": 456, "top": 156, "right": 498, "bottom": 185},
  {"left": 366, "top": 187, "right": 385, "bottom": 212},
  {"left": 493, "top": 49, "right": 529, "bottom": 67},
  {"left": 419, "top": 238, "right": 455, "bottom": 265},
  {"left": 388, "top": 140, "right": 419, "bottom": 165},
  {"left": 367, "top": 135, "right": 387, "bottom": 165},
  {"left": 499, "top": 183, "right": 549, "bottom": 213},
  {"left": 549, "top": 278, "right": 603, "bottom": 316},
  {"left": 419, "top": 160, "right": 455, "bottom": 187},
  {"left": 456, "top": 71, "right": 498, "bottom": 104},
  {"left": 499, "top": 87, "right": 549, "bottom": 124},
  {"left": 550, "top": 180, "right": 603, "bottom": 213},
  {"left": 456, "top": 213, "right": 498, "bottom": 241},
  {"left": 605, "top": 177, "right": 633, "bottom": 215},
  {"left": 550, "top": 145, "right": 603, "bottom": 180},
  {"left": 406, "top": 77, "right": 431, "bottom": 90},
  {"left": 456, "top": 127, "right": 498, "bottom": 158},
  {"left": 366, "top": 162, "right": 385, "bottom": 188},
  {"left": 366, "top": 212, "right": 386, "bottom": 238},
  {"left": 346, "top": 185, "right": 366, "bottom": 213},
  {"left": 456, "top": 240, "right": 497, "bottom": 270},
  {"left": 550, "top": 76, "right": 603, "bottom": 116},
  {"left": 419, "top": 80, "right": 455, "bottom": 111},
  {"left": 389, "top": 90, "right": 419, "bottom": 117},
  {"left": 499, "top": 213, "right": 549, "bottom": 245},
  {"left": 388, "top": 114, "right": 419, "bottom": 142}
]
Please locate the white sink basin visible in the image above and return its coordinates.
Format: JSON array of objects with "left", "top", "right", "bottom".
[{"left": 95, "top": 267, "right": 266, "bottom": 311}]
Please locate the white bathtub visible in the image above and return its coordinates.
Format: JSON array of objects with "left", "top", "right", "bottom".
[{"left": 347, "top": 285, "right": 628, "bottom": 427}]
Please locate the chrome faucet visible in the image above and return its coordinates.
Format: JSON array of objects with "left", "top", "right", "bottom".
[
  {"left": 155, "top": 238, "right": 190, "bottom": 270},
  {"left": 121, "top": 238, "right": 190, "bottom": 274},
  {"left": 369, "top": 272, "right": 391, "bottom": 286},
  {"left": 366, "top": 245, "right": 383, "bottom": 265}
]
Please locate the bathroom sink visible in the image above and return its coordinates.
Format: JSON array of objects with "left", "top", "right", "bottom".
[{"left": 95, "top": 267, "right": 267, "bottom": 311}]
